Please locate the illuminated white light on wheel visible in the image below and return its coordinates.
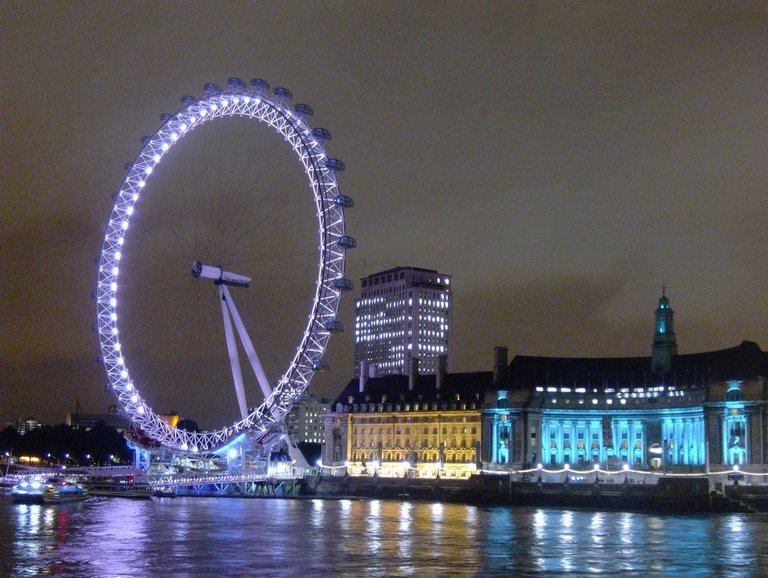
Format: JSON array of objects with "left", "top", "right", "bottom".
[{"left": 96, "top": 80, "right": 351, "bottom": 453}]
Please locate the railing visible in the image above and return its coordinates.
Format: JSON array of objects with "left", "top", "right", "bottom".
[
  {"left": 1, "top": 465, "right": 305, "bottom": 489},
  {"left": 138, "top": 467, "right": 305, "bottom": 488},
  {"left": 478, "top": 464, "right": 768, "bottom": 486}
]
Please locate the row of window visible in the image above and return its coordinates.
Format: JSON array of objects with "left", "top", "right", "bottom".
[
  {"left": 343, "top": 402, "right": 479, "bottom": 413},
  {"left": 354, "top": 426, "right": 478, "bottom": 435},
  {"left": 353, "top": 450, "right": 474, "bottom": 463},
  {"left": 352, "top": 415, "right": 480, "bottom": 424},
  {"left": 361, "top": 270, "right": 408, "bottom": 287},
  {"left": 353, "top": 438, "right": 476, "bottom": 450}
]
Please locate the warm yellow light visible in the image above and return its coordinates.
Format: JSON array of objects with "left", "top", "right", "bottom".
[
  {"left": 18, "top": 456, "right": 41, "bottom": 464},
  {"left": 160, "top": 414, "right": 181, "bottom": 427}
]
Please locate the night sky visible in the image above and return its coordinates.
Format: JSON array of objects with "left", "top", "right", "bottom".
[{"left": 2, "top": 2, "right": 766, "bottom": 428}]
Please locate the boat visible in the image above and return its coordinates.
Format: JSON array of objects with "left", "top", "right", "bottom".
[
  {"left": 12, "top": 478, "right": 89, "bottom": 504},
  {"left": 43, "top": 479, "right": 89, "bottom": 503},
  {"left": 152, "top": 487, "right": 177, "bottom": 498},
  {"left": 10, "top": 479, "right": 48, "bottom": 503},
  {"left": 85, "top": 478, "right": 155, "bottom": 499}
]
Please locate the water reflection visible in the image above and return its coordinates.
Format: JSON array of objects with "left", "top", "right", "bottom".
[
  {"left": 366, "top": 500, "right": 382, "bottom": 558},
  {"left": 397, "top": 502, "right": 412, "bottom": 561},
  {"left": 1, "top": 495, "right": 767, "bottom": 577},
  {"left": 14, "top": 504, "right": 50, "bottom": 575}
]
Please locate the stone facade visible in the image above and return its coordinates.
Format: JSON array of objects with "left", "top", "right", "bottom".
[{"left": 325, "top": 295, "right": 768, "bottom": 476}]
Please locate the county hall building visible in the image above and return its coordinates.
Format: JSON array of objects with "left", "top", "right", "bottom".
[{"left": 323, "top": 293, "right": 768, "bottom": 477}]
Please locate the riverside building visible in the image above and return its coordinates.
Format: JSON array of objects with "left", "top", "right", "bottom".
[
  {"left": 324, "top": 292, "right": 768, "bottom": 477},
  {"left": 354, "top": 266, "right": 452, "bottom": 377},
  {"left": 285, "top": 394, "right": 331, "bottom": 444},
  {"left": 322, "top": 361, "right": 489, "bottom": 478}
]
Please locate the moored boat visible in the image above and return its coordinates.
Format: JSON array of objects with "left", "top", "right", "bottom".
[
  {"left": 152, "top": 487, "right": 177, "bottom": 498},
  {"left": 43, "top": 479, "right": 89, "bottom": 503},
  {"left": 85, "top": 478, "right": 155, "bottom": 499},
  {"left": 10, "top": 480, "right": 49, "bottom": 503}
]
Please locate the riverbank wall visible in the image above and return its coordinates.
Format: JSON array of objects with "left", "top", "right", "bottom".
[{"left": 305, "top": 474, "right": 763, "bottom": 513}]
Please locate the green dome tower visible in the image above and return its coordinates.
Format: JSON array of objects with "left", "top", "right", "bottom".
[{"left": 651, "top": 286, "right": 677, "bottom": 374}]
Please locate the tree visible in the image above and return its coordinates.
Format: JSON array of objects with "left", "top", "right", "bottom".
[
  {"left": 0, "top": 426, "right": 21, "bottom": 456},
  {"left": 177, "top": 418, "right": 200, "bottom": 432}
]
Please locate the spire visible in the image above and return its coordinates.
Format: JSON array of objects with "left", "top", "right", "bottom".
[{"left": 651, "top": 288, "right": 677, "bottom": 373}]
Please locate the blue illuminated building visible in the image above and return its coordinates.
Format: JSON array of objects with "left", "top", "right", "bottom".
[
  {"left": 482, "top": 293, "right": 768, "bottom": 472},
  {"left": 325, "top": 292, "right": 767, "bottom": 477}
]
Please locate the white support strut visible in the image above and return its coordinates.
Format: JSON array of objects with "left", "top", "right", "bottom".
[
  {"left": 220, "top": 284, "right": 274, "bottom": 402},
  {"left": 220, "top": 286, "right": 250, "bottom": 420}
]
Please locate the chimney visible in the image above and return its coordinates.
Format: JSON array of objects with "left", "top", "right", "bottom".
[
  {"left": 368, "top": 363, "right": 378, "bottom": 379},
  {"left": 493, "top": 346, "right": 508, "bottom": 387},
  {"left": 409, "top": 356, "right": 419, "bottom": 391},
  {"left": 436, "top": 355, "right": 447, "bottom": 390},
  {"left": 359, "top": 360, "right": 367, "bottom": 393}
]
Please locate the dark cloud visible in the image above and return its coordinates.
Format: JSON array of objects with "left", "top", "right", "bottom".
[
  {"left": 1, "top": 218, "right": 98, "bottom": 363},
  {"left": 1, "top": 2, "right": 766, "bottom": 426}
]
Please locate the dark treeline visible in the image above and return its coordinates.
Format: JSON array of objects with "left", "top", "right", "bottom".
[{"left": 0, "top": 423, "right": 131, "bottom": 466}]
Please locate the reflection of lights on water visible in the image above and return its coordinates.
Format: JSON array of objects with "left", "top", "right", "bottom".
[
  {"left": 728, "top": 516, "right": 744, "bottom": 534},
  {"left": 398, "top": 501, "right": 412, "bottom": 532},
  {"left": 365, "top": 500, "right": 383, "bottom": 557},
  {"left": 337, "top": 499, "right": 353, "bottom": 539},
  {"left": 464, "top": 506, "right": 478, "bottom": 544},
  {"left": 398, "top": 501, "right": 412, "bottom": 541},
  {"left": 14, "top": 500, "right": 763, "bottom": 575},
  {"left": 430, "top": 503, "right": 444, "bottom": 522},
  {"left": 620, "top": 513, "right": 634, "bottom": 547},
  {"left": 15, "top": 503, "right": 55, "bottom": 568},
  {"left": 397, "top": 502, "right": 413, "bottom": 559},
  {"left": 560, "top": 511, "right": 575, "bottom": 572},
  {"left": 590, "top": 512, "right": 604, "bottom": 546},
  {"left": 532, "top": 509, "right": 549, "bottom": 574},
  {"left": 722, "top": 515, "right": 748, "bottom": 566},
  {"left": 44, "top": 507, "right": 55, "bottom": 526},
  {"left": 309, "top": 499, "right": 325, "bottom": 530},
  {"left": 561, "top": 549, "right": 574, "bottom": 573}
]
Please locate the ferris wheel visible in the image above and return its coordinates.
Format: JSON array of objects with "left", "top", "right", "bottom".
[{"left": 95, "top": 77, "right": 355, "bottom": 454}]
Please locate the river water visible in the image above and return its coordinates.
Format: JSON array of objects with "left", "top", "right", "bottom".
[{"left": 1, "top": 493, "right": 766, "bottom": 577}]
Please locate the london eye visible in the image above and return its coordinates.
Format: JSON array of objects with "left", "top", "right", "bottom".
[{"left": 95, "top": 78, "right": 355, "bottom": 454}]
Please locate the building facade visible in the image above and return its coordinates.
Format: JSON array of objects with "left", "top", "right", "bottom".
[
  {"left": 323, "top": 366, "right": 489, "bottom": 478},
  {"left": 15, "top": 418, "right": 42, "bottom": 436},
  {"left": 285, "top": 394, "right": 331, "bottom": 444},
  {"left": 326, "top": 293, "right": 768, "bottom": 478},
  {"left": 354, "top": 266, "right": 452, "bottom": 376},
  {"left": 483, "top": 295, "right": 768, "bottom": 472}
]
